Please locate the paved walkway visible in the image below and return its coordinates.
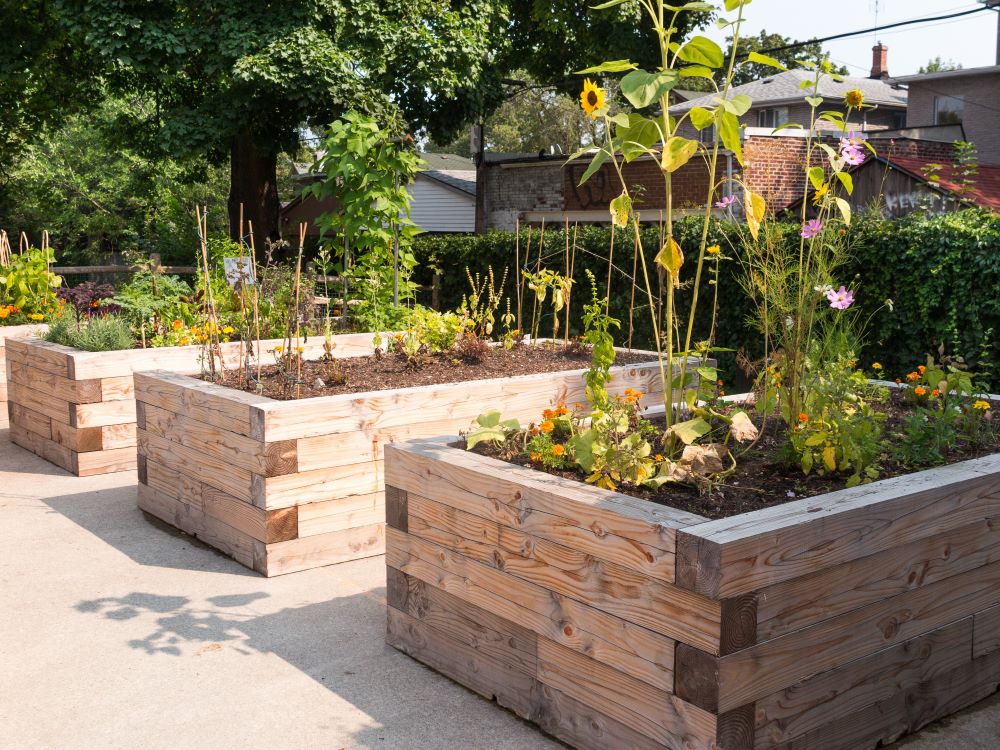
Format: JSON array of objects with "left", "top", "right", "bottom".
[{"left": 1, "top": 418, "right": 997, "bottom": 749}]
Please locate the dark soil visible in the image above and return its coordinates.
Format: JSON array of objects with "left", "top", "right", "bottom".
[
  {"left": 215, "top": 342, "right": 655, "bottom": 400},
  {"left": 475, "top": 395, "right": 1000, "bottom": 520}
]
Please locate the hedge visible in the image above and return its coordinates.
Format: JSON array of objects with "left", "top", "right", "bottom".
[{"left": 412, "top": 209, "right": 1000, "bottom": 390}]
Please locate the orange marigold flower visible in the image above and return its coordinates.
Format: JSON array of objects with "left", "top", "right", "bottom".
[
  {"left": 172, "top": 319, "right": 183, "bottom": 331},
  {"left": 798, "top": 412, "right": 809, "bottom": 423},
  {"left": 654, "top": 453, "right": 664, "bottom": 462},
  {"left": 914, "top": 386, "right": 927, "bottom": 397},
  {"left": 716, "top": 379, "right": 724, "bottom": 386},
  {"left": 551, "top": 444, "right": 566, "bottom": 457},
  {"left": 918, "top": 365, "right": 926, "bottom": 374},
  {"left": 539, "top": 420, "right": 554, "bottom": 434},
  {"left": 895, "top": 378, "right": 902, "bottom": 384},
  {"left": 931, "top": 389, "right": 941, "bottom": 398},
  {"left": 555, "top": 404, "right": 569, "bottom": 416},
  {"left": 906, "top": 372, "right": 920, "bottom": 382},
  {"left": 542, "top": 408, "right": 556, "bottom": 420},
  {"left": 529, "top": 452, "right": 543, "bottom": 462}
]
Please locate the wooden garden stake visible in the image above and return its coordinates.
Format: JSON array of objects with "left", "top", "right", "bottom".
[{"left": 248, "top": 220, "right": 263, "bottom": 383}]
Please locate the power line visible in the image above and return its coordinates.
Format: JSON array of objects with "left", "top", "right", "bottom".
[{"left": 750, "top": 4, "right": 995, "bottom": 58}]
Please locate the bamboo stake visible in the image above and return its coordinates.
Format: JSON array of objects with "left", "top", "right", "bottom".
[
  {"left": 628, "top": 232, "right": 639, "bottom": 350},
  {"left": 563, "top": 217, "right": 570, "bottom": 345},
  {"left": 293, "top": 223, "right": 306, "bottom": 399},
  {"left": 248, "top": 220, "right": 262, "bottom": 383},
  {"left": 606, "top": 222, "right": 615, "bottom": 317},
  {"left": 514, "top": 218, "right": 522, "bottom": 332},
  {"left": 236, "top": 203, "right": 248, "bottom": 388},
  {"left": 195, "top": 206, "right": 221, "bottom": 380},
  {"left": 0, "top": 231, "right": 11, "bottom": 267},
  {"left": 19, "top": 232, "right": 28, "bottom": 254}
]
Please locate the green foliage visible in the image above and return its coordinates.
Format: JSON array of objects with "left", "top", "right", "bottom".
[
  {"left": 890, "top": 406, "right": 960, "bottom": 469},
  {"left": 0, "top": 247, "right": 62, "bottom": 316},
  {"left": 414, "top": 210, "right": 1000, "bottom": 392},
  {"left": 918, "top": 57, "right": 962, "bottom": 75},
  {"left": 788, "top": 352, "right": 886, "bottom": 487},
  {"left": 466, "top": 410, "right": 523, "bottom": 450},
  {"left": 307, "top": 112, "right": 423, "bottom": 333},
  {"left": 394, "top": 309, "right": 467, "bottom": 357},
  {"left": 115, "top": 272, "right": 195, "bottom": 333},
  {"left": 581, "top": 271, "right": 620, "bottom": 407},
  {"left": 44, "top": 314, "right": 134, "bottom": 352},
  {"left": 0, "top": 98, "right": 229, "bottom": 265}
]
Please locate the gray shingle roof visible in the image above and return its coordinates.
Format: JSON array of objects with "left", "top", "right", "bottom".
[
  {"left": 421, "top": 169, "right": 476, "bottom": 196},
  {"left": 419, "top": 152, "right": 475, "bottom": 171},
  {"left": 671, "top": 69, "right": 908, "bottom": 113}
]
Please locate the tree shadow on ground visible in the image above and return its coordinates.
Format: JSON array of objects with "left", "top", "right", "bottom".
[
  {"left": 73, "top": 587, "right": 561, "bottom": 749},
  {"left": 43, "top": 486, "right": 258, "bottom": 576}
]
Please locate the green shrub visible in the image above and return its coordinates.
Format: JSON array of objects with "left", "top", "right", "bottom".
[
  {"left": 413, "top": 209, "right": 1000, "bottom": 389},
  {"left": 44, "top": 315, "right": 134, "bottom": 352}
]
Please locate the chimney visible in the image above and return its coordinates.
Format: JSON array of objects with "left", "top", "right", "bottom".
[{"left": 870, "top": 42, "right": 889, "bottom": 79}]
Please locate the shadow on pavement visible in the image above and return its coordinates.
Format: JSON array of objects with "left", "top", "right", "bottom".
[{"left": 43, "top": 486, "right": 258, "bottom": 577}]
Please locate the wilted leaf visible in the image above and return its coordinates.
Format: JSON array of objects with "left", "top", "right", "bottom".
[
  {"left": 680, "top": 443, "right": 728, "bottom": 474},
  {"left": 609, "top": 191, "right": 632, "bottom": 228},
  {"left": 662, "top": 136, "right": 699, "bottom": 172},
  {"left": 729, "top": 410, "right": 759, "bottom": 442},
  {"left": 655, "top": 237, "right": 684, "bottom": 286},
  {"left": 743, "top": 187, "right": 766, "bottom": 241}
]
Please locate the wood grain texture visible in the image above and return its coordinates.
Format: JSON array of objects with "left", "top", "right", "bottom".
[
  {"left": 717, "top": 559, "right": 1000, "bottom": 711},
  {"left": 261, "top": 523, "right": 384, "bottom": 576},
  {"left": 385, "top": 485, "right": 408, "bottom": 532},
  {"left": 755, "top": 516, "right": 1000, "bottom": 641},
  {"left": 974, "top": 603, "right": 1000, "bottom": 659},
  {"left": 676, "top": 455, "right": 1000, "bottom": 597},
  {"left": 387, "top": 527, "right": 677, "bottom": 690},
  {"left": 754, "top": 617, "right": 974, "bottom": 747}
]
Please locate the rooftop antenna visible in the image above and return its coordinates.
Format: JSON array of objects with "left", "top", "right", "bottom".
[{"left": 873, "top": 0, "right": 882, "bottom": 42}]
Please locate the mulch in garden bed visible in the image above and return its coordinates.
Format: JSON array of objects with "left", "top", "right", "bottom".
[
  {"left": 213, "top": 342, "right": 656, "bottom": 400},
  {"left": 474, "top": 395, "right": 1000, "bottom": 520}
]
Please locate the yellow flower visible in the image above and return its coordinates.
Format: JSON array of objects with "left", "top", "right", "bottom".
[
  {"left": 812, "top": 183, "right": 829, "bottom": 206},
  {"left": 274, "top": 345, "right": 284, "bottom": 353},
  {"left": 27, "top": 313, "right": 45, "bottom": 321},
  {"left": 222, "top": 326, "right": 235, "bottom": 335},
  {"left": 706, "top": 245, "right": 721, "bottom": 256},
  {"left": 580, "top": 78, "right": 605, "bottom": 119},
  {"left": 973, "top": 400, "right": 992, "bottom": 411},
  {"left": 845, "top": 89, "right": 865, "bottom": 108},
  {"left": 872, "top": 362, "right": 882, "bottom": 371},
  {"left": 296, "top": 346, "right": 305, "bottom": 353}
]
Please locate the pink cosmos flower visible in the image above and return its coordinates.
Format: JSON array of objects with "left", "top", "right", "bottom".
[
  {"left": 842, "top": 148, "right": 866, "bottom": 166},
  {"left": 801, "top": 219, "right": 824, "bottom": 238},
  {"left": 825, "top": 285, "right": 855, "bottom": 310},
  {"left": 715, "top": 195, "right": 737, "bottom": 209}
]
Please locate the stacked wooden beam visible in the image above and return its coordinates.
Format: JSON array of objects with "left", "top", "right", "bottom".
[
  {"left": 384, "top": 439, "right": 1000, "bottom": 750},
  {"left": 134, "top": 354, "right": 663, "bottom": 576},
  {"left": 0, "top": 324, "right": 47, "bottom": 407},
  {"left": 6, "top": 334, "right": 383, "bottom": 476}
]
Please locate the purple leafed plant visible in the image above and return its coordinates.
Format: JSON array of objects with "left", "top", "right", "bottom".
[{"left": 57, "top": 282, "right": 118, "bottom": 327}]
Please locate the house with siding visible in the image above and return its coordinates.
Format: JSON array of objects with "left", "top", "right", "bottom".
[{"left": 280, "top": 152, "right": 476, "bottom": 237}]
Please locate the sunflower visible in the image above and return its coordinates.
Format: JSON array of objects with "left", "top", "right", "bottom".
[
  {"left": 845, "top": 89, "right": 865, "bottom": 108},
  {"left": 580, "top": 79, "right": 605, "bottom": 118}
]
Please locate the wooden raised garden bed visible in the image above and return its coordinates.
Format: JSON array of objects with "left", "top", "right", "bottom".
[
  {"left": 384, "top": 438, "right": 1000, "bottom": 750},
  {"left": 5, "top": 334, "right": 382, "bottom": 476},
  {"left": 1, "top": 324, "right": 48, "bottom": 408},
  {"left": 132, "top": 351, "right": 663, "bottom": 576}
]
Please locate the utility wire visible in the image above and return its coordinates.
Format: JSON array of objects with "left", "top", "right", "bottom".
[{"left": 748, "top": 4, "right": 995, "bottom": 58}]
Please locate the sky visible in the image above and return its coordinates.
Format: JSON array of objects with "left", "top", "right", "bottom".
[{"left": 701, "top": 0, "right": 999, "bottom": 77}]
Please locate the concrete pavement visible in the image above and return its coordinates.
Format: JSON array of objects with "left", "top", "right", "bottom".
[{"left": 1, "top": 417, "right": 997, "bottom": 749}]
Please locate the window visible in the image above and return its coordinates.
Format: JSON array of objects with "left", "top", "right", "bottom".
[
  {"left": 757, "top": 107, "right": 789, "bottom": 129},
  {"left": 934, "top": 95, "right": 964, "bottom": 125}
]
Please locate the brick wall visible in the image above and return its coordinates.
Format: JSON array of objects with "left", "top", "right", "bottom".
[
  {"left": 905, "top": 73, "right": 1000, "bottom": 164},
  {"left": 481, "top": 160, "right": 564, "bottom": 231}
]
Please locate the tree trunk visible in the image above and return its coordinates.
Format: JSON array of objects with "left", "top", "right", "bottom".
[{"left": 228, "top": 132, "right": 280, "bottom": 243}]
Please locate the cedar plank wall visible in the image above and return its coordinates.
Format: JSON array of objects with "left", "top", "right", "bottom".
[
  {"left": 5, "top": 334, "right": 384, "bottom": 477},
  {"left": 0, "top": 324, "right": 47, "bottom": 408},
  {"left": 133, "top": 354, "right": 665, "bottom": 576},
  {"left": 385, "top": 440, "right": 1000, "bottom": 750}
]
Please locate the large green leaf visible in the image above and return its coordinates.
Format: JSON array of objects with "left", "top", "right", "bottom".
[
  {"left": 676, "top": 36, "right": 724, "bottom": 69},
  {"left": 668, "top": 418, "right": 711, "bottom": 445},
  {"left": 578, "top": 148, "right": 611, "bottom": 185},
  {"left": 747, "top": 50, "right": 784, "bottom": 70},
  {"left": 662, "top": 136, "right": 699, "bottom": 173},
  {"left": 717, "top": 110, "right": 743, "bottom": 165},
  {"left": 620, "top": 69, "right": 679, "bottom": 109},
  {"left": 576, "top": 60, "right": 637, "bottom": 74},
  {"left": 689, "top": 106, "right": 714, "bottom": 131}
]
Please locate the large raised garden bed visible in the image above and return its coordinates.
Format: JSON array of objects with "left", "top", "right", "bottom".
[
  {"left": 132, "top": 351, "right": 663, "bottom": 576},
  {"left": 1, "top": 323, "right": 47, "bottom": 408},
  {"left": 5, "top": 333, "right": 382, "bottom": 476},
  {"left": 384, "top": 437, "right": 1000, "bottom": 750}
]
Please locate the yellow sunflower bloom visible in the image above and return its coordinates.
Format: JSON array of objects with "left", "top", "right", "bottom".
[
  {"left": 845, "top": 89, "right": 865, "bottom": 108},
  {"left": 580, "top": 78, "right": 605, "bottom": 119}
]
